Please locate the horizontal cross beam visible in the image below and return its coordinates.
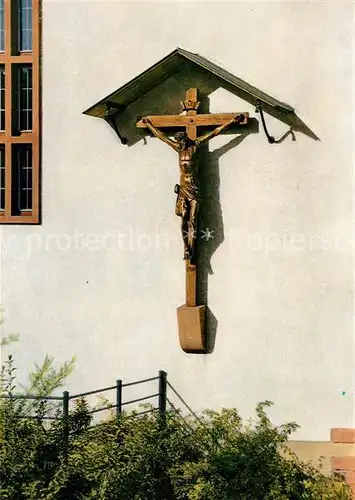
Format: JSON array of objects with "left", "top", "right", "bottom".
[{"left": 136, "top": 112, "right": 248, "bottom": 129}]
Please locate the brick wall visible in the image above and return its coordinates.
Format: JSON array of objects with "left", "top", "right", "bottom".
[{"left": 331, "top": 428, "right": 355, "bottom": 498}]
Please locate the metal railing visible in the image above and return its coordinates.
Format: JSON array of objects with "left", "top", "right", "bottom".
[
  {"left": 0, "top": 370, "right": 169, "bottom": 453},
  {"left": 1, "top": 370, "right": 167, "bottom": 416}
]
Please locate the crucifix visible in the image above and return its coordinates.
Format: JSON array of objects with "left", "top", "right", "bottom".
[{"left": 137, "top": 88, "right": 248, "bottom": 353}]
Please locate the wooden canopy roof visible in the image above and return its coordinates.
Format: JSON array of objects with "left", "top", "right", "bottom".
[{"left": 83, "top": 47, "right": 318, "bottom": 141}]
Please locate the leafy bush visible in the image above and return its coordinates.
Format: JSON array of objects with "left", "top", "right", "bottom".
[{"left": 0, "top": 351, "right": 351, "bottom": 499}]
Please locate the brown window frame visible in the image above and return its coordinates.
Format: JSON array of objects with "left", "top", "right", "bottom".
[{"left": 0, "top": 0, "right": 40, "bottom": 224}]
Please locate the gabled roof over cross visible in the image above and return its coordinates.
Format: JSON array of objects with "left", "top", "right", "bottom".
[{"left": 83, "top": 47, "right": 318, "bottom": 141}]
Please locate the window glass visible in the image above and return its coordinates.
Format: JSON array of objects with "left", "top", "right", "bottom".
[
  {"left": 13, "top": 144, "right": 32, "bottom": 212},
  {"left": 0, "top": 146, "right": 4, "bottom": 210},
  {"left": 19, "top": 0, "right": 32, "bottom": 52},
  {"left": 0, "top": 0, "right": 4, "bottom": 52},
  {"left": 0, "top": 66, "right": 4, "bottom": 131},
  {"left": 17, "top": 65, "right": 32, "bottom": 131}
]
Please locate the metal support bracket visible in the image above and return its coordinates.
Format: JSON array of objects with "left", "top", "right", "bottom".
[
  {"left": 105, "top": 101, "right": 127, "bottom": 145},
  {"left": 255, "top": 99, "right": 295, "bottom": 144}
]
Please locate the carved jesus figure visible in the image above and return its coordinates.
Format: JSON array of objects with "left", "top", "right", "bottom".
[{"left": 143, "top": 114, "right": 244, "bottom": 262}]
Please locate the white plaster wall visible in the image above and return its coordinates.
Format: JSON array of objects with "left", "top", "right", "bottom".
[{"left": 0, "top": 1, "right": 353, "bottom": 440}]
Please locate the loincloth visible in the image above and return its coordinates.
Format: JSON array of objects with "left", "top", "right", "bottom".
[{"left": 175, "top": 185, "right": 199, "bottom": 217}]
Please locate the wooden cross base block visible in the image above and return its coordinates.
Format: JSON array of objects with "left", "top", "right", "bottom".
[{"left": 177, "top": 304, "right": 206, "bottom": 353}]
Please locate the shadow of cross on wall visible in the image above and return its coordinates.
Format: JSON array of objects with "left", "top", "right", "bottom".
[{"left": 194, "top": 98, "right": 259, "bottom": 353}]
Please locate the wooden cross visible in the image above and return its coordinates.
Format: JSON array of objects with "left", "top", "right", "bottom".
[{"left": 137, "top": 88, "right": 248, "bottom": 352}]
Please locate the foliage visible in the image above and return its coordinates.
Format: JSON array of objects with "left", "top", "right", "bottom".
[
  {"left": 0, "top": 352, "right": 351, "bottom": 500},
  {"left": 0, "top": 326, "right": 75, "bottom": 418}
]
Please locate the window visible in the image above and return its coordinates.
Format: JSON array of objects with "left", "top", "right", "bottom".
[
  {"left": 0, "top": 1, "right": 40, "bottom": 224},
  {"left": 14, "top": 64, "right": 32, "bottom": 132},
  {"left": 19, "top": 0, "right": 32, "bottom": 52},
  {"left": 0, "top": 0, "right": 4, "bottom": 53},
  {"left": 0, "top": 145, "right": 4, "bottom": 210},
  {"left": 0, "top": 66, "right": 4, "bottom": 130},
  {"left": 12, "top": 144, "right": 32, "bottom": 213}
]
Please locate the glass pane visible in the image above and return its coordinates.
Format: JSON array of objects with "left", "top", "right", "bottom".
[
  {"left": 0, "top": 0, "right": 4, "bottom": 52},
  {"left": 28, "top": 110, "right": 32, "bottom": 130},
  {"left": 0, "top": 66, "right": 4, "bottom": 131},
  {"left": 17, "top": 66, "right": 32, "bottom": 131},
  {"left": 12, "top": 144, "right": 32, "bottom": 212},
  {"left": 19, "top": 0, "right": 32, "bottom": 52},
  {"left": 20, "top": 89, "right": 27, "bottom": 110},
  {"left": 28, "top": 5, "right": 32, "bottom": 27},
  {"left": 0, "top": 146, "right": 4, "bottom": 210},
  {"left": 20, "top": 110, "right": 27, "bottom": 128}
]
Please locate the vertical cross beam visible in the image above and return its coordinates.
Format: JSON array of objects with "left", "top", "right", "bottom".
[
  {"left": 177, "top": 88, "right": 206, "bottom": 353},
  {"left": 185, "top": 88, "right": 198, "bottom": 308}
]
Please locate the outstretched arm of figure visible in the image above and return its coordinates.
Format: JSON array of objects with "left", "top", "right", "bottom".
[
  {"left": 196, "top": 114, "right": 246, "bottom": 145},
  {"left": 142, "top": 118, "right": 179, "bottom": 151}
]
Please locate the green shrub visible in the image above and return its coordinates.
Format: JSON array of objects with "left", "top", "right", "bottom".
[{"left": 0, "top": 351, "right": 351, "bottom": 499}]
